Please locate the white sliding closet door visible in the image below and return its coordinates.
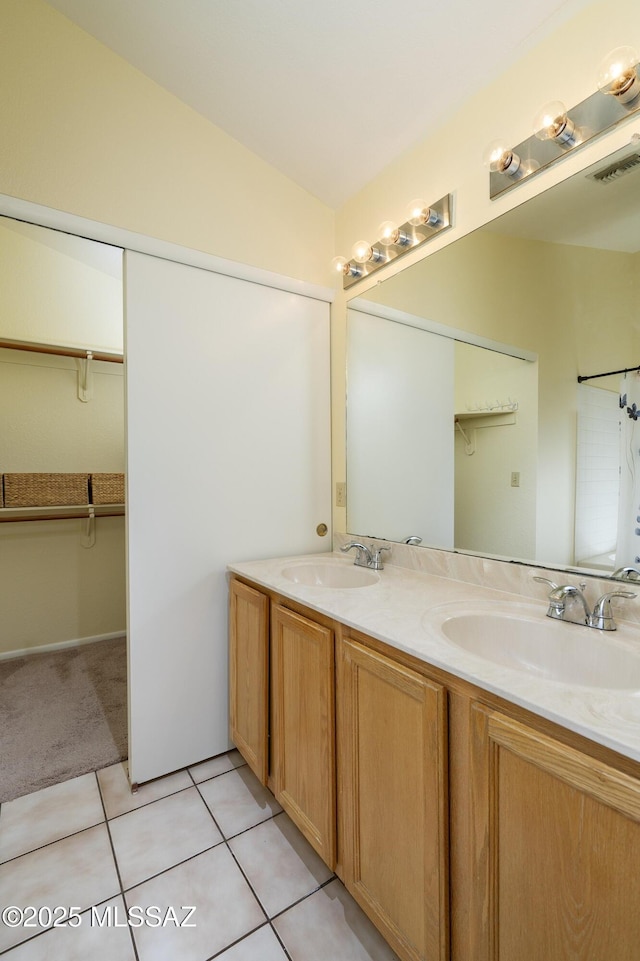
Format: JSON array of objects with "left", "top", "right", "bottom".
[{"left": 125, "top": 251, "right": 331, "bottom": 784}]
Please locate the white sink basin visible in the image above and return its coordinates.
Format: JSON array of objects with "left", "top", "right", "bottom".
[
  {"left": 425, "top": 602, "right": 640, "bottom": 691},
  {"left": 281, "top": 560, "right": 379, "bottom": 589}
]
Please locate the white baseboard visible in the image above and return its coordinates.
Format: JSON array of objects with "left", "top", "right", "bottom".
[{"left": 0, "top": 631, "right": 126, "bottom": 661}]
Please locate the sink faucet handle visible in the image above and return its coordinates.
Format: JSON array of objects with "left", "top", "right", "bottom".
[
  {"left": 589, "top": 590, "right": 636, "bottom": 631},
  {"left": 370, "top": 544, "right": 391, "bottom": 570},
  {"left": 533, "top": 575, "right": 559, "bottom": 591}
]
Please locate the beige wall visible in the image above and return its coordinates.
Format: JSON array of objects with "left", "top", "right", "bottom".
[
  {"left": 0, "top": 219, "right": 123, "bottom": 350},
  {"left": 0, "top": 222, "right": 125, "bottom": 656},
  {"left": 0, "top": 0, "right": 334, "bottom": 285},
  {"left": 333, "top": 0, "right": 640, "bottom": 559}
]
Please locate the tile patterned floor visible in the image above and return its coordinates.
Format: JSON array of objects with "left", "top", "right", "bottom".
[{"left": 0, "top": 751, "right": 399, "bottom": 961}]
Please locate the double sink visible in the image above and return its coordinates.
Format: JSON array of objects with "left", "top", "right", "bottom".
[{"left": 281, "top": 557, "right": 640, "bottom": 693}]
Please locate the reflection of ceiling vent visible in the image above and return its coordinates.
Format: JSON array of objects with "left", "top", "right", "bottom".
[{"left": 588, "top": 151, "right": 640, "bottom": 185}]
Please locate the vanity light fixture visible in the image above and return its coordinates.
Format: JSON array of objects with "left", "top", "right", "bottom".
[
  {"left": 334, "top": 193, "right": 453, "bottom": 289},
  {"left": 406, "top": 199, "right": 442, "bottom": 228},
  {"left": 377, "top": 220, "right": 412, "bottom": 247},
  {"left": 331, "top": 256, "right": 363, "bottom": 279},
  {"left": 482, "top": 139, "right": 522, "bottom": 178},
  {"left": 487, "top": 44, "right": 640, "bottom": 199},
  {"left": 597, "top": 46, "right": 640, "bottom": 104},
  {"left": 533, "top": 101, "right": 579, "bottom": 147},
  {"left": 351, "top": 240, "right": 386, "bottom": 265}
]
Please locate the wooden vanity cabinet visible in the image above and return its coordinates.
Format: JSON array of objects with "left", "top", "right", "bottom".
[
  {"left": 230, "top": 574, "right": 640, "bottom": 961},
  {"left": 228, "top": 578, "right": 269, "bottom": 784},
  {"left": 465, "top": 703, "right": 640, "bottom": 961},
  {"left": 229, "top": 577, "right": 336, "bottom": 866},
  {"left": 271, "top": 603, "right": 336, "bottom": 867},
  {"left": 337, "top": 633, "right": 449, "bottom": 961}
]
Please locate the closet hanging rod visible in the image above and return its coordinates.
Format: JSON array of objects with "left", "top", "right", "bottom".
[
  {"left": 0, "top": 507, "right": 125, "bottom": 523},
  {"left": 0, "top": 337, "right": 123, "bottom": 364},
  {"left": 577, "top": 364, "right": 640, "bottom": 384}
]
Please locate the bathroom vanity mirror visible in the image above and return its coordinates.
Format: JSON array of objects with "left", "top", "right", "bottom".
[{"left": 346, "top": 142, "right": 640, "bottom": 577}]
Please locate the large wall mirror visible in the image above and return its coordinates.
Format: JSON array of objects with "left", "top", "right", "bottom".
[{"left": 346, "top": 142, "right": 640, "bottom": 579}]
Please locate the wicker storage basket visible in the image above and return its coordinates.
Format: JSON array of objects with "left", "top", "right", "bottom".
[
  {"left": 3, "top": 473, "right": 89, "bottom": 507},
  {"left": 91, "top": 472, "right": 125, "bottom": 505}
]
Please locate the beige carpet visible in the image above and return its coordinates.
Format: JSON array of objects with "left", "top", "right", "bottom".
[{"left": 0, "top": 636, "right": 127, "bottom": 803}]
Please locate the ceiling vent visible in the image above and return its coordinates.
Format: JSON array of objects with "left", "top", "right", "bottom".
[{"left": 588, "top": 151, "right": 640, "bottom": 185}]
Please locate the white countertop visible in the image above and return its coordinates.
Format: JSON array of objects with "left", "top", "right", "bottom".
[{"left": 228, "top": 551, "right": 640, "bottom": 765}]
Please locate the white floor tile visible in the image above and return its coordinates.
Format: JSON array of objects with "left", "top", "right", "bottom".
[
  {"left": 189, "top": 750, "right": 246, "bottom": 784},
  {"left": 229, "top": 814, "right": 333, "bottom": 917},
  {"left": 198, "top": 767, "right": 282, "bottom": 838},
  {"left": 0, "top": 825, "right": 120, "bottom": 952},
  {"left": 109, "top": 787, "right": 223, "bottom": 889},
  {"left": 1, "top": 761, "right": 401, "bottom": 961},
  {"left": 126, "top": 845, "right": 265, "bottom": 961},
  {"left": 97, "top": 762, "right": 192, "bottom": 819},
  {"left": 0, "top": 897, "right": 136, "bottom": 961},
  {"left": 216, "top": 924, "right": 288, "bottom": 961},
  {"left": 273, "top": 879, "right": 399, "bottom": 961},
  {"left": 0, "top": 773, "right": 104, "bottom": 864}
]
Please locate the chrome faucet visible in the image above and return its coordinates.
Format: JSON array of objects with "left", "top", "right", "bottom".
[
  {"left": 534, "top": 576, "right": 636, "bottom": 631},
  {"left": 341, "top": 541, "right": 391, "bottom": 571},
  {"left": 403, "top": 535, "right": 423, "bottom": 545},
  {"left": 612, "top": 566, "right": 640, "bottom": 581}
]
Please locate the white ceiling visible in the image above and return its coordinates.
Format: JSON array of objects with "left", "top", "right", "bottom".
[{"left": 45, "top": 0, "right": 594, "bottom": 208}]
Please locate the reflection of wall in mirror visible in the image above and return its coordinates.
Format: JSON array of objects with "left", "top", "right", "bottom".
[
  {"left": 454, "top": 342, "right": 537, "bottom": 559},
  {"left": 361, "top": 231, "right": 640, "bottom": 567}
]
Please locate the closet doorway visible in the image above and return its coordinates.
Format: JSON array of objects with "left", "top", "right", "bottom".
[{"left": 0, "top": 217, "right": 126, "bottom": 803}]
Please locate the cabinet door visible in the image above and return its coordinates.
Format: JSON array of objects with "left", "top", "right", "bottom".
[
  {"left": 469, "top": 706, "right": 640, "bottom": 961},
  {"left": 229, "top": 578, "right": 269, "bottom": 784},
  {"left": 271, "top": 604, "right": 336, "bottom": 868},
  {"left": 338, "top": 637, "right": 448, "bottom": 961}
]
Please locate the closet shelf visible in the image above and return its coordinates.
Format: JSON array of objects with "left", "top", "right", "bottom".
[{"left": 454, "top": 411, "right": 516, "bottom": 429}]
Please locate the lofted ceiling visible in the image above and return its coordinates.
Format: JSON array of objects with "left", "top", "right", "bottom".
[{"left": 45, "top": 0, "right": 594, "bottom": 208}]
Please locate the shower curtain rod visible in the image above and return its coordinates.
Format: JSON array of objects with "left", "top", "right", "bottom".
[
  {"left": 0, "top": 337, "right": 123, "bottom": 364},
  {"left": 577, "top": 364, "right": 640, "bottom": 384}
]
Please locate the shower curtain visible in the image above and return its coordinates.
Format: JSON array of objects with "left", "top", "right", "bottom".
[{"left": 616, "top": 371, "right": 640, "bottom": 568}]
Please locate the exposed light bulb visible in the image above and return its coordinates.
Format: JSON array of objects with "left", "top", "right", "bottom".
[
  {"left": 533, "top": 101, "right": 577, "bottom": 146},
  {"left": 482, "top": 139, "right": 521, "bottom": 176},
  {"left": 352, "top": 240, "right": 372, "bottom": 263},
  {"left": 406, "top": 199, "right": 441, "bottom": 228},
  {"left": 597, "top": 46, "right": 640, "bottom": 104},
  {"left": 377, "top": 220, "right": 411, "bottom": 247},
  {"left": 351, "top": 240, "right": 385, "bottom": 264},
  {"left": 330, "top": 255, "right": 362, "bottom": 279}
]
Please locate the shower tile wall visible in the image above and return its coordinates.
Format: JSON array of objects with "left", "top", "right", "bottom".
[{"left": 574, "top": 384, "right": 620, "bottom": 566}]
